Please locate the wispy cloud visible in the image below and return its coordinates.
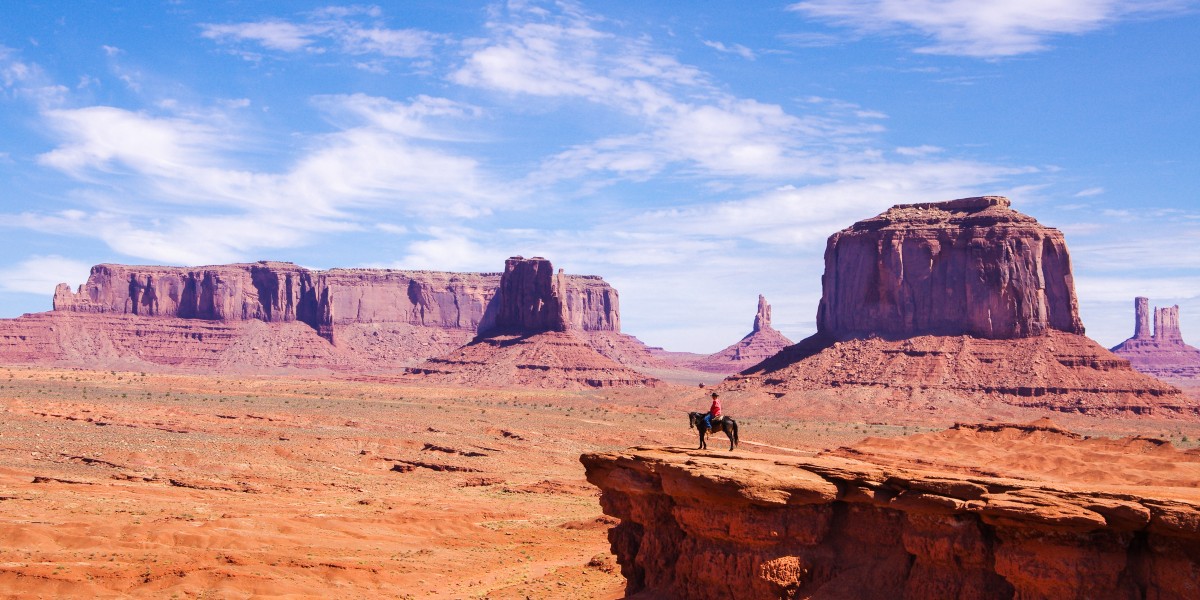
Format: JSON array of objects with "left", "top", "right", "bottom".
[
  {"left": 0, "top": 255, "right": 92, "bottom": 296},
  {"left": 702, "top": 39, "right": 755, "bottom": 60},
  {"left": 787, "top": 0, "right": 1196, "bottom": 57},
  {"left": 201, "top": 6, "right": 438, "bottom": 60},
  {"left": 15, "top": 93, "right": 511, "bottom": 265}
]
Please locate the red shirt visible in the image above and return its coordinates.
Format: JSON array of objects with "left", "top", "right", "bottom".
[{"left": 708, "top": 398, "right": 722, "bottom": 418}]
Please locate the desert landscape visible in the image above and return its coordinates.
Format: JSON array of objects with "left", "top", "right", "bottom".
[{"left": 2, "top": 197, "right": 1199, "bottom": 599}]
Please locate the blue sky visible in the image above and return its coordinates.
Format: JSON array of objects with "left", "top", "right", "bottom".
[{"left": 1, "top": 1, "right": 1197, "bottom": 352}]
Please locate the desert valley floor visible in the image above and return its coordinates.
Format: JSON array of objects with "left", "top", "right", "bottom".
[{"left": 1, "top": 366, "right": 1198, "bottom": 599}]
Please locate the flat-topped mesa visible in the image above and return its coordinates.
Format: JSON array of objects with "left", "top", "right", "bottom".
[
  {"left": 817, "top": 196, "right": 1084, "bottom": 341},
  {"left": 49, "top": 260, "right": 622, "bottom": 342}
]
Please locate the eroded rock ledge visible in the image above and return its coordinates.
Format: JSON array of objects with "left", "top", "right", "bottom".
[{"left": 581, "top": 427, "right": 1200, "bottom": 599}]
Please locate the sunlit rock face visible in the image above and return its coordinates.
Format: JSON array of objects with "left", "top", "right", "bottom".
[
  {"left": 728, "top": 196, "right": 1188, "bottom": 416},
  {"left": 582, "top": 422, "right": 1200, "bottom": 599},
  {"left": 817, "top": 196, "right": 1083, "bottom": 341}
]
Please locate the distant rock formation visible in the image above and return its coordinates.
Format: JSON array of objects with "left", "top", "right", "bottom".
[
  {"left": 729, "top": 197, "right": 1190, "bottom": 416},
  {"left": 407, "top": 257, "right": 659, "bottom": 389},
  {"left": 1112, "top": 297, "right": 1200, "bottom": 379},
  {"left": 0, "top": 258, "right": 649, "bottom": 377},
  {"left": 818, "top": 196, "right": 1083, "bottom": 341},
  {"left": 687, "top": 295, "right": 793, "bottom": 373},
  {"left": 582, "top": 421, "right": 1200, "bottom": 599}
]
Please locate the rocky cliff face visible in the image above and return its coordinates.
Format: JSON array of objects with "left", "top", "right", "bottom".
[
  {"left": 1112, "top": 297, "right": 1200, "bottom": 380},
  {"left": 730, "top": 197, "right": 1188, "bottom": 415},
  {"left": 486, "top": 256, "right": 568, "bottom": 334},
  {"left": 3, "top": 258, "right": 633, "bottom": 375},
  {"left": 689, "top": 296, "right": 794, "bottom": 374},
  {"left": 407, "top": 257, "right": 659, "bottom": 389},
  {"left": 49, "top": 261, "right": 622, "bottom": 338},
  {"left": 817, "top": 196, "right": 1084, "bottom": 341},
  {"left": 582, "top": 421, "right": 1200, "bottom": 599}
]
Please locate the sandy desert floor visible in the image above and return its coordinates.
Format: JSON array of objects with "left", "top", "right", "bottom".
[{"left": 1, "top": 365, "right": 1199, "bottom": 599}]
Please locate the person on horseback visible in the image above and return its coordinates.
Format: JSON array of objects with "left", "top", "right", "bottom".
[{"left": 703, "top": 391, "right": 722, "bottom": 432}]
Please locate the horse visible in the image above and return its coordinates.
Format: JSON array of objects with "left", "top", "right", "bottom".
[{"left": 688, "top": 412, "right": 739, "bottom": 451}]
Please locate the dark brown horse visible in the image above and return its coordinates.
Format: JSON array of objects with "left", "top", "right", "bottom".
[{"left": 688, "top": 412, "right": 739, "bottom": 451}]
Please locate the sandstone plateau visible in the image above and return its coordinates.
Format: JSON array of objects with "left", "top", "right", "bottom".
[
  {"left": 582, "top": 419, "right": 1200, "bottom": 599},
  {"left": 728, "top": 197, "right": 1190, "bottom": 416},
  {"left": 1112, "top": 297, "right": 1200, "bottom": 380},
  {"left": 0, "top": 257, "right": 684, "bottom": 385}
]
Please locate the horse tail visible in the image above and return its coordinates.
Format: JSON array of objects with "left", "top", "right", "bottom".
[{"left": 732, "top": 419, "right": 739, "bottom": 448}]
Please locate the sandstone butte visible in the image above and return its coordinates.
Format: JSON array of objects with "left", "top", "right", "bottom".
[
  {"left": 0, "top": 257, "right": 675, "bottom": 382},
  {"left": 726, "top": 196, "right": 1191, "bottom": 417},
  {"left": 1111, "top": 297, "right": 1200, "bottom": 380},
  {"left": 403, "top": 256, "right": 662, "bottom": 389},
  {"left": 581, "top": 419, "right": 1200, "bottom": 600}
]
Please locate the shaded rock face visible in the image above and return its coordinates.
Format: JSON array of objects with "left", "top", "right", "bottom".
[
  {"left": 688, "top": 295, "right": 794, "bottom": 374},
  {"left": 817, "top": 196, "right": 1084, "bottom": 341},
  {"left": 1112, "top": 297, "right": 1200, "bottom": 380},
  {"left": 731, "top": 197, "right": 1187, "bottom": 415},
  {"left": 487, "top": 256, "right": 568, "bottom": 335},
  {"left": 407, "top": 256, "right": 660, "bottom": 389},
  {"left": 582, "top": 422, "right": 1200, "bottom": 599}
]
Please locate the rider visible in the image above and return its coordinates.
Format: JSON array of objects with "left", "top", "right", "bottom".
[{"left": 703, "top": 391, "right": 722, "bottom": 432}]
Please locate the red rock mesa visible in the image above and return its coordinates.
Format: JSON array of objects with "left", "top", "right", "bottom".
[
  {"left": 0, "top": 258, "right": 647, "bottom": 377},
  {"left": 728, "top": 197, "right": 1188, "bottom": 416}
]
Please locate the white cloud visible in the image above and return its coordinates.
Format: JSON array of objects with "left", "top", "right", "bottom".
[
  {"left": 202, "top": 21, "right": 318, "bottom": 52},
  {"left": 787, "top": 0, "right": 1195, "bottom": 57},
  {"left": 702, "top": 40, "right": 755, "bottom": 60},
  {"left": 200, "top": 8, "right": 437, "bottom": 59},
  {"left": 21, "top": 93, "right": 511, "bottom": 265},
  {"left": 1074, "top": 186, "right": 1104, "bottom": 197},
  {"left": 0, "top": 255, "right": 93, "bottom": 295}
]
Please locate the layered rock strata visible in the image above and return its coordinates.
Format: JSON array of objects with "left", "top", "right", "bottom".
[
  {"left": 407, "top": 257, "right": 660, "bottom": 389},
  {"left": 582, "top": 421, "right": 1200, "bottom": 599},
  {"left": 729, "top": 197, "right": 1189, "bottom": 415},
  {"left": 818, "top": 196, "right": 1083, "bottom": 341},
  {"left": 1112, "top": 297, "right": 1200, "bottom": 380},
  {"left": 50, "top": 261, "right": 621, "bottom": 340},
  {"left": 689, "top": 296, "right": 793, "bottom": 374},
  {"left": 0, "top": 258, "right": 641, "bottom": 376}
]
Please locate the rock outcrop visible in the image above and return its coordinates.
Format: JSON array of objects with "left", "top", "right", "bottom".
[
  {"left": 818, "top": 196, "right": 1083, "bottom": 341},
  {"left": 1112, "top": 297, "right": 1200, "bottom": 379},
  {"left": 407, "top": 257, "right": 659, "bottom": 389},
  {"left": 729, "top": 197, "right": 1191, "bottom": 416},
  {"left": 688, "top": 296, "right": 793, "bottom": 374},
  {"left": 0, "top": 258, "right": 645, "bottom": 376},
  {"left": 582, "top": 421, "right": 1200, "bottom": 599}
]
